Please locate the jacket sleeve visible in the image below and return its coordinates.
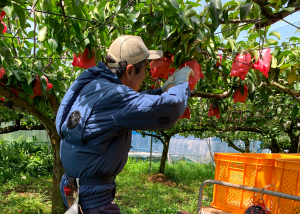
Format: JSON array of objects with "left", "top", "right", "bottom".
[
  {"left": 113, "top": 82, "right": 190, "bottom": 130},
  {"left": 140, "top": 88, "right": 163, "bottom": 95}
]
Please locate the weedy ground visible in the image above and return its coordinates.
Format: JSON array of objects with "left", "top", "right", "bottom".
[{"left": 0, "top": 139, "right": 215, "bottom": 214}]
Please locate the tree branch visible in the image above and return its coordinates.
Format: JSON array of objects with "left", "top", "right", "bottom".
[
  {"left": 47, "top": 94, "right": 60, "bottom": 117},
  {"left": 138, "top": 131, "right": 165, "bottom": 144},
  {"left": 263, "top": 81, "right": 300, "bottom": 97},
  {"left": 0, "top": 124, "right": 45, "bottom": 134},
  {"left": 0, "top": 84, "right": 59, "bottom": 140},
  {"left": 220, "top": 19, "right": 259, "bottom": 24},
  {"left": 253, "top": 0, "right": 300, "bottom": 29},
  {"left": 227, "top": 138, "right": 245, "bottom": 153},
  {"left": 191, "top": 90, "right": 231, "bottom": 99}
]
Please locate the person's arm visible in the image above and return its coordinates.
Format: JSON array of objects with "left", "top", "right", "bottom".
[
  {"left": 140, "top": 70, "right": 176, "bottom": 95},
  {"left": 113, "top": 82, "right": 190, "bottom": 130},
  {"left": 140, "top": 88, "right": 163, "bottom": 95}
]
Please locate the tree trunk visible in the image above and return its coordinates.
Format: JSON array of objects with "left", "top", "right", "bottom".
[
  {"left": 270, "top": 138, "right": 282, "bottom": 153},
  {"left": 244, "top": 138, "right": 250, "bottom": 153},
  {"left": 159, "top": 139, "right": 170, "bottom": 174},
  {"left": 49, "top": 133, "right": 65, "bottom": 214},
  {"left": 288, "top": 133, "right": 300, "bottom": 153}
]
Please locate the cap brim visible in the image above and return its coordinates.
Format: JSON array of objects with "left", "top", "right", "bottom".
[{"left": 148, "top": 50, "right": 163, "bottom": 60}]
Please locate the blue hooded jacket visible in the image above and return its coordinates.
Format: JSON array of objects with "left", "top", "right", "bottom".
[{"left": 56, "top": 62, "right": 190, "bottom": 209}]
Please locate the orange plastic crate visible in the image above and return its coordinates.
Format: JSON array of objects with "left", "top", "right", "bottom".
[
  {"left": 211, "top": 153, "right": 300, "bottom": 214},
  {"left": 270, "top": 159, "right": 300, "bottom": 214}
]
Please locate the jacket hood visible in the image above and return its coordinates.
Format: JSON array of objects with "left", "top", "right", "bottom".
[{"left": 96, "top": 62, "right": 122, "bottom": 85}]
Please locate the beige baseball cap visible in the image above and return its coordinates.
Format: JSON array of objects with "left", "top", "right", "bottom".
[{"left": 107, "top": 35, "right": 163, "bottom": 68}]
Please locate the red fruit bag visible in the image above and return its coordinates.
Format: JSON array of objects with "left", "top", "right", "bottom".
[
  {"left": 31, "top": 75, "right": 53, "bottom": 98},
  {"left": 253, "top": 48, "right": 271, "bottom": 78},
  {"left": 0, "top": 67, "right": 5, "bottom": 80},
  {"left": 179, "top": 61, "right": 204, "bottom": 90},
  {"left": 230, "top": 52, "right": 251, "bottom": 80},
  {"left": 233, "top": 85, "right": 248, "bottom": 103},
  {"left": 72, "top": 48, "right": 96, "bottom": 69},
  {"left": 208, "top": 104, "right": 220, "bottom": 119},
  {"left": 0, "top": 11, "right": 7, "bottom": 34},
  {"left": 216, "top": 53, "right": 223, "bottom": 67},
  {"left": 11, "top": 88, "right": 19, "bottom": 95},
  {"left": 180, "top": 106, "right": 191, "bottom": 119},
  {"left": 150, "top": 57, "right": 176, "bottom": 80},
  {"left": 0, "top": 96, "right": 5, "bottom": 102}
]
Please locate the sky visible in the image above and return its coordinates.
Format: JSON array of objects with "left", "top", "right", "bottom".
[{"left": 192, "top": 0, "right": 300, "bottom": 43}]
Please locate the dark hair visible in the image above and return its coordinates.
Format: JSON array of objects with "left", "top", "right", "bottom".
[{"left": 105, "top": 54, "right": 147, "bottom": 78}]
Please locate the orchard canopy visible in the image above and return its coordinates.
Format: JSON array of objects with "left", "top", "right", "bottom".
[{"left": 0, "top": 0, "right": 300, "bottom": 212}]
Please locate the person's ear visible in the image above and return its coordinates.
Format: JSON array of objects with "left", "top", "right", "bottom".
[{"left": 125, "top": 64, "right": 134, "bottom": 79}]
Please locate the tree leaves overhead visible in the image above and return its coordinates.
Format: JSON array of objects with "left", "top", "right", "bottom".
[
  {"left": 169, "top": 0, "right": 179, "bottom": 10},
  {"left": 240, "top": 3, "right": 252, "bottom": 21}
]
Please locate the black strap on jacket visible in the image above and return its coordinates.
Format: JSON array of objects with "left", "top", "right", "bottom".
[{"left": 67, "top": 174, "right": 115, "bottom": 186}]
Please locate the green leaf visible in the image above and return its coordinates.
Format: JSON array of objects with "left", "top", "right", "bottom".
[
  {"left": 223, "top": 9, "right": 228, "bottom": 25},
  {"left": 209, "top": 4, "right": 219, "bottom": 29},
  {"left": 260, "top": 88, "right": 268, "bottom": 103},
  {"left": 86, "top": 45, "right": 93, "bottom": 59},
  {"left": 283, "top": 7, "right": 295, "bottom": 12},
  {"left": 186, "top": 9, "right": 197, "bottom": 18},
  {"left": 228, "top": 39, "right": 236, "bottom": 52},
  {"left": 271, "top": 55, "right": 277, "bottom": 68},
  {"left": 3, "top": 5, "right": 13, "bottom": 16},
  {"left": 239, "top": 84, "right": 244, "bottom": 96},
  {"left": 48, "top": 38, "right": 58, "bottom": 52},
  {"left": 38, "top": 26, "right": 48, "bottom": 41},
  {"left": 11, "top": 69, "right": 21, "bottom": 81},
  {"left": 22, "top": 83, "right": 34, "bottom": 95},
  {"left": 240, "top": 3, "right": 252, "bottom": 21},
  {"left": 267, "top": 39, "right": 278, "bottom": 46},
  {"left": 278, "top": 50, "right": 292, "bottom": 59},
  {"left": 11, "top": 0, "right": 25, "bottom": 6},
  {"left": 292, "top": 104, "right": 299, "bottom": 117},
  {"left": 182, "top": 11, "right": 192, "bottom": 28},
  {"left": 269, "top": 31, "right": 281, "bottom": 40},
  {"left": 163, "top": 24, "right": 171, "bottom": 40},
  {"left": 207, "top": 45, "right": 216, "bottom": 58},
  {"left": 40, "top": 75, "right": 47, "bottom": 94},
  {"left": 13, "top": 3, "right": 25, "bottom": 30},
  {"left": 169, "top": 0, "right": 179, "bottom": 10},
  {"left": 196, "top": 28, "right": 205, "bottom": 41}
]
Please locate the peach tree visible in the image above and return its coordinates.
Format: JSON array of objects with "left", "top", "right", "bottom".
[{"left": 0, "top": 0, "right": 300, "bottom": 212}]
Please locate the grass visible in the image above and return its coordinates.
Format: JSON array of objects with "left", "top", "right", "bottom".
[
  {"left": 116, "top": 159, "right": 215, "bottom": 214},
  {"left": 0, "top": 176, "right": 52, "bottom": 213},
  {"left": 0, "top": 138, "right": 215, "bottom": 213}
]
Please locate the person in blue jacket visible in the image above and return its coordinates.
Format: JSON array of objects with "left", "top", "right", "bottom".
[{"left": 56, "top": 35, "right": 193, "bottom": 213}]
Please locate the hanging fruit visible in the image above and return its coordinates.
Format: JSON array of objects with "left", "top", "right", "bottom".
[
  {"left": 230, "top": 52, "right": 251, "bottom": 80},
  {"left": 150, "top": 57, "right": 175, "bottom": 80},
  {"left": 0, "top": 67, "right": 5, "bottom": 80},
  {"left": 72, "top": 47, "right": 96, "bottom": 69},
  {"left": 253, "top": 48, "right": 271, "bottom": 78},
  {"left": 180, "top": 106, "right": 191, "bottom": 119},
  {"left": 216, "top": 53, "right": 223, "bottom": 67},
  {"left": 179, "top": 61, "right": 204, "bottom": 90},
  {"left": 208, "top": 104, "right": 220, "bottom": 119},
  {"left": 0, "top": 96, "right": 5, "bottom": 102},
  {"left": 233, "top": 85, "right": 248, "bottom": 103},
  {"left": 31, "top": 75, "right": 53, "bottom": 98},
  {"left": 0, "top": 11, "right": 7, "bottom": 34}
]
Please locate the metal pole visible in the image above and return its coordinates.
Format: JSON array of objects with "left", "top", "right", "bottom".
[
  {"left": 197, "top": 180, "right": 300, "bottom": 214},
  {"left": 149, "top": 133, "right": 153, "bottom": 174}
]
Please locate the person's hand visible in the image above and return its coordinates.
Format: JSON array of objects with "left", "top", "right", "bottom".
[
  {"left": 173, "top": 66, "right": 194, "bottom": 85},
  {"left": 161, "top": 76, "right": 175, "bottom": 92}
]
